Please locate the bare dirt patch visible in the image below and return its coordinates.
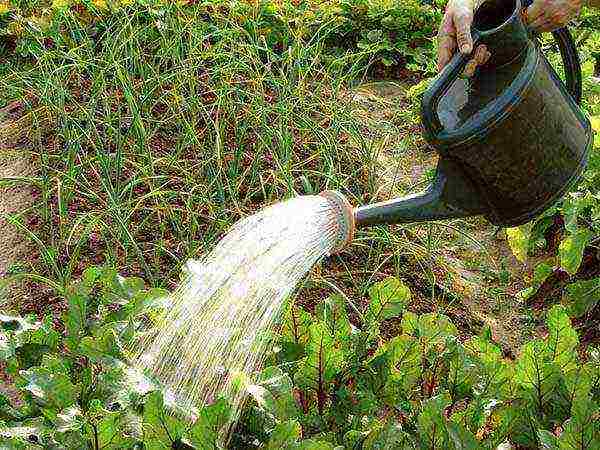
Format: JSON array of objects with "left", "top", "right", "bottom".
[
  {"left": 0, "top": 101, "right": 40, "bottom": 407},
  {"left": 349, "top": 81, "right": 537, "bottom": 356},
  {"left": 0, "top": 150, "right": 36, "bottom": 286},
  {"left": 0, "top": 102, "right": 38, "bottom": 310}
]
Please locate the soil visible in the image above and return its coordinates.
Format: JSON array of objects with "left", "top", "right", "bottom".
[
  {"left": 0, "top": 101, "right": 37, "bottom": 309},
  {"left": 348, "top": 81, "right": 539, "bottom": 357},
  {"left": 0, "top": 101, "right": 39, "bottom": 405}
]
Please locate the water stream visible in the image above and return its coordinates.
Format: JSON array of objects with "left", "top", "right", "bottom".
[{"left": 128, "top": 194, "right": 345, "bottom": 435}]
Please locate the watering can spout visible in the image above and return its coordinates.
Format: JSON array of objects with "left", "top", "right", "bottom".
[
  {"left": 355, "top": 174, "right": 462, "bottom": 227},
  {"left": 353, "top": 159, "right": 487, "bottom": 228},
  {"left": 322, "top": 160, "right": 489, "bottom": 252}
]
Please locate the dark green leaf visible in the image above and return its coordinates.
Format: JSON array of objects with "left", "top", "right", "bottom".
[
  {"left": 17, "top": 356, "right": 78, "bottom": 412},
  {"left": 294, "top": 322, "right": 343, "bottom": 392},
  {"left": 189, "top": 398, "right": 231, "bottom": 449},
  {"left": 446, "top": 422, "right": 479, "bottom": 450},
  {"left": 0, "top": 417, "right": 53, "bottom": 448},
  {"left": 64, "top": 290, "right": 87, "bottom": 351},
  {"left": 0, "top": 314, "right": 58, "bottom": 367},
  {"left": 417, "top": 393, "right": 451, "bottom": 448},
  {"left": 266, "top": 419, "right": 301, "bottom": 449},
  {"left": 557, "top": 397, "right": 600, "bottom": 449},
  {"left": 142, "top": 391, "right": 187, "bottom": 448},
  {"left": 252, "top": 366, "right": 298, "bottom": 422},
  {"left": 362, "top": 420, "right": 416, "bottom": 449},
  {"left": 367, "top": 277, "right": 410, "bottom": 322},
  {"left": 565, "top": 277, "right": 600, "bottom": 318},
  {"left": 559, "top": 229, "right": 593, "bottom": 275},
  {"left": 538, "top": 429, "right": 560, "bottom": 449},
  {"left": 85, "top": 402, "right": 139, "bottom": 449},
  {"left": 514, "top": 340, "right": 561, "bottom": 417}
]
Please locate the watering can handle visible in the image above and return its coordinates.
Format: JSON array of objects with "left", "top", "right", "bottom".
[
  {"left": 520, "top": 0, "right": 582, "bottom": 104},
  {"left": 421, "top": 33, "right": 482, "bottom": 136},
  {"left": 421, "top": 26, "right": 583, "bottom": 137},
  {"left": 551, "top": 27, "right": 583, "bottom": 104}
]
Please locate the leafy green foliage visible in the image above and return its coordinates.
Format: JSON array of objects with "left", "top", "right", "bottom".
[
  {"left": 1, "top": 314, "right": 59, "bottom": 372},
  {"left": 2, "top": 272, "right": 600, "bottom": 449},
  {"left": 559, "top": 229, "right": 594, "bottom": 275},
  {"left": 366, "top": 277, "right": 410, "bottom": 322},
  {"left": 320, "top": 0, "right": 441, "bottom": 72},
  {"left": 0, "top": 0, "right": 441, "bottom": 73},
  {"left": 0, "top": 267, "right": 228, "bottom": 449},
  {"left": 566, "top": 277, "right": 600, "bottom": 317},
  {"left": 0, "top": 1, "right": 597, "bottom": 448},
  {"left": 234, "top": 278, "right": 600, "bottom": 449}
]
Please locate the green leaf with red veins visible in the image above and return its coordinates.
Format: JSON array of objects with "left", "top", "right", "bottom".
[
  {"left": 401, "top": 312, "right": 457, "bottom": 346},
  {"left": 556, "top": 396, "right": 600, "bottom": 449},
  {"left": 559, "top": 228, "right": 593, "bottom": 275},
  {"left": 417, "top": 393, "right": 452, "bottom": 449},
  {"left": 293, "top": 322, "right": 343, "bottom": 413},
  {"left": 367, "top": 277, "right": 410, "bottom": 322},
  {"left": 383, "top": 334, "right": 421, "bottom": 394},
  {"left": 316, "top": 294, "right": 353, "bottom": 347},
  {"left": 565, "top": 277, "right": 600, "bottom": 318},
  {"left": 280, "top": 303, "right": 312, "bottom": 361},
  {"left": 281, "top": 303, "right": 311, "bottom": 346}
]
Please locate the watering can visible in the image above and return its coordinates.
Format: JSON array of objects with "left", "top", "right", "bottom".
[{"left": 325, "top": 0, "right": 593, "bottom": 248}]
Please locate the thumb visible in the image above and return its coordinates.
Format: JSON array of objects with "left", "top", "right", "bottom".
[{"left": 454, "top": 9, "right": 474, "bottom": 54}]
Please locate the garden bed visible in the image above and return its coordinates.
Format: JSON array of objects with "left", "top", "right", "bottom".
[{"left": 1, "top": 1, "right": 599, "bottom": 448}]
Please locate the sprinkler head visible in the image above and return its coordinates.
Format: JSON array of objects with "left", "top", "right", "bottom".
[{"left": 319, "top": 190, "right": 356, "bottom": 253}]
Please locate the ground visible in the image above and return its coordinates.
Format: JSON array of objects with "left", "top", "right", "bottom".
[
  {"left": 348, "top": 80, "right": 538, "bottom": 356},
  {"left": 0, "top": 102, "right": 37, "bottom": 404},
  {"left": 0, "top": 102, "right": 36, "bottom": 309},
  {"left": 0, "top": 74, "right": 587, "bottom": 364}
]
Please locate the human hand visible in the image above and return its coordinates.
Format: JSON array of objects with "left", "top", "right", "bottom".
[
  {"left": 437, "top": 0, "right": 490, "bottom": 76},
  {"left": 526, "top": 0, "right": 583, "bottom": 32}
]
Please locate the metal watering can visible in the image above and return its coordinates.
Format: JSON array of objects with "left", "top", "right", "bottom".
[{"left": 325, "top": 0, "right": 593, "bottom": 248}]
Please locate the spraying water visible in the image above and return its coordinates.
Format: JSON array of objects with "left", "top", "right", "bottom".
[{"left": 128, "top": 193, "right": 354, "bottom": 435}]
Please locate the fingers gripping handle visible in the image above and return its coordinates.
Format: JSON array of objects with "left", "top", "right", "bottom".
[
  {"left": 422, "top": 33, "right": 481, "bottom": 136},
  {"left": 521, "top": 0, "right": 581, "bottom": 103}
]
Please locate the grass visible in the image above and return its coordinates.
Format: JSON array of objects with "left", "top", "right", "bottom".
[
  {"left": 1, "top": 6, "right": 419, "bottom": 308},
  {"left": 0, "top": 2, "right": 490, "bottom": 334},
  {"left": 2, "top": 2, "right": 598, "bottom": 353}
]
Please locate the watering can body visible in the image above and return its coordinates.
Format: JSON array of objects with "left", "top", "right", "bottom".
[{"left": 355, "top": 0, "right": 592, "bottom": 228}]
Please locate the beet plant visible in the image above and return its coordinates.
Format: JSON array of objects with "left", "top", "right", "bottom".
[
  {"left": 1, "top": 270, "right": 600, "bottom": 448},
  {"left": 234, "top": 278, "right": 600, "bottom": 448}
]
